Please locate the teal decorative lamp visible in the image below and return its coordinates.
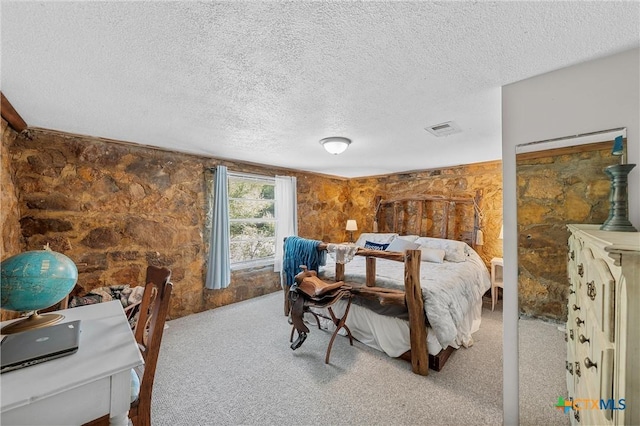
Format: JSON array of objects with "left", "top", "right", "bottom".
[
  {"left": 600, "top": 136, "right": 637, "bottom": 232},
  {"left": 1, "top": 247, "right": 78, "bottom": 334}
]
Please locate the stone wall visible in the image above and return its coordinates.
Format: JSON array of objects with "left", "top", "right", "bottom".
[
  {"left": 296, "top": 173, "right": 350, "bottom": 242},
  {"left": 348, "top": 161, "right": 504, "bottom": 267},
  {"left": 1, "top": 125, "right": 349, "bottom": 320},
  {"left": 1, "top": 120, "right": 23, "bottom": 259},
  {"left": 517, "top": 146, "right": 613, "bottom": 321},
  {"left": 1, "top": 120, "right": 24, "bottom": 321},
  {"left": 2, "top": 124, "right": 503, "bottom": 320}
]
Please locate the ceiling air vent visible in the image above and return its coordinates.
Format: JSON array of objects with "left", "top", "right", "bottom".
[{"left": 424, "top": 121, "right": 461, "bottom": 137}]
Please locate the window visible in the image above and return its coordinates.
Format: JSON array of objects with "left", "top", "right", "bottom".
[{"left": 228, "top": 173, "right": 276, "bottom": 267}]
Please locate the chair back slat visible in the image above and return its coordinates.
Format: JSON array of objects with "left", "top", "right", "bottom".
[{"left": 132, "top": 265, "right": 173, "bottom": 426}]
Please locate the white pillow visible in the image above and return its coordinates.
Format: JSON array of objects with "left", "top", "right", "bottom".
[
  {"left": 385, "top": 238, "right": 421, "bottom": 252},
  {"left": 414, "top": 236, "right": 468, "bottom": 262},
  {"left": 420, "top": 247, "right": 446, "bottom": 263},
  {"left": 355, "top": 233, "right": 398, "bottom": 248},
  {"left": 396, "top": 235, "right": 420, "bottom": 243}
]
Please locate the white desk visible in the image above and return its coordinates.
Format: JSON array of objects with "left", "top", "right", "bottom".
[{"left": 0, "top": 301, "right": 144, "bottom": 426}]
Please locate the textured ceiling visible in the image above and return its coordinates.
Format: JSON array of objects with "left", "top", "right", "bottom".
[{"left": 2, "top": 1, "right": 639, "bottom": 177}]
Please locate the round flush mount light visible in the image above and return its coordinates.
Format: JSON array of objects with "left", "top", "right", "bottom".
[{"left": 319, "top": 136, "right": 351, "bottom": 155}]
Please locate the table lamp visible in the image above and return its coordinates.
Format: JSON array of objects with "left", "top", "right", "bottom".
[{"left": 346, "top": 220, "right": 358, "bottom": 243}]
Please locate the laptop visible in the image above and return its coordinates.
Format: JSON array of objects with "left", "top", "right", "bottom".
[{"left": 1, "top": 320, "right": 81, "bottom": 374}]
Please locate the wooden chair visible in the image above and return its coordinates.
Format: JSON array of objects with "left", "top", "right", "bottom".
[
  {"left": 83, "top": 266, "right": 173, "bottom": 426},
  {"left": 61, "top": 283, "right": 145, "bottom": 330}
]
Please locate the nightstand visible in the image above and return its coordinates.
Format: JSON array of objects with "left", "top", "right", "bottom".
[{"left": 490, "top": 257, "right": 503, "bottom": 311}]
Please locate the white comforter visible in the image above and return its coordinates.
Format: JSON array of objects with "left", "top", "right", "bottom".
[{"left": 319, "top": 249, "right": 491, "bottom": 352}]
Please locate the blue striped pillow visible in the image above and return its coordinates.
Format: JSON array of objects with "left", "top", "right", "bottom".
[{"left": 363, "top": 241, "right": 389, "bottom": 251}]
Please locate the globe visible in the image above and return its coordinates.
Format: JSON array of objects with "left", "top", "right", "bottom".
[{"left": 1, "top": 249, "right": 78, "bottom": 334}]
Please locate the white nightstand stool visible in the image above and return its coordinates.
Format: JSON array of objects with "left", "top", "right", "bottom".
[{"left": 490, "top": 257, "right": 504, "bottom": 311}]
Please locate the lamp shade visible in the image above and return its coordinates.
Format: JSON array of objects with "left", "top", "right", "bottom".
[
  {"left": 345, "top": 219, "right": 358, "bottom": 231},
  {"left": 320, "top": 137, "right": 351, "bottom": 155}
]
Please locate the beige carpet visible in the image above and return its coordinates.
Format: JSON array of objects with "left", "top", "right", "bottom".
[
  {"left": 150, "top": 292, "right": 565, "bottom": 425},
  {"left": 519, "top": 315, "right": 570, "bottom": 426}
]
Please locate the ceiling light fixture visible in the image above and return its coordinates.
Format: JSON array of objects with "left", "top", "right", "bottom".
[{"left": 320, "top": 136, "right": 351, "bottom": 155}]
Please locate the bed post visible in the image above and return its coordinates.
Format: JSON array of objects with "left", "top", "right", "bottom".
[
  {"left": 393, "top": 202, "right": 399, "bottom": 233},
  {"left": 335, "top": 263, "right": 345, "bottom": 281},
  {"left": 404, "top": 249, "right": 428, "bottom": 376},
  {"left": 417, "top": 201, "right": 424, "bottom": 236},
  {"left": 365, "top": 257, "right": 376, "bottom": 286},
  {"left": 373, "top": 196, "right": 382, "bottom": 232},
  {"left": 472, "top": 189, "right": 483, "bottom": 250},
  {"left": 442, "top": 202, "right": 450, "bottom": 239}
]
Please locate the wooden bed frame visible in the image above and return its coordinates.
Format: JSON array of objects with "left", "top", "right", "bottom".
[
  {"left": 285, "top": 190, "right": 483, "bottom": 376},
  {"left": 373, "top": 190, "right": 483, "bottom": 248}
]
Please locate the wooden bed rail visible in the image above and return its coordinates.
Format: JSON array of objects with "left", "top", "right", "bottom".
[
  {"left": 317, "top": 243, "right": 403, "bottom": 285},
  {"left": 317, "top": 244, "right": 429, "bottom": 376}
]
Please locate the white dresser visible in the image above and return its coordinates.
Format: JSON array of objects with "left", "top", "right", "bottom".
[{"left": 566, "top": 224, "right": 640, "bottom": 425}]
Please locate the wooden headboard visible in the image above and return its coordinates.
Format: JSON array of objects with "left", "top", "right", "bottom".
[{"left": 373, "top": 189, "right": 483, "bottom": 249}]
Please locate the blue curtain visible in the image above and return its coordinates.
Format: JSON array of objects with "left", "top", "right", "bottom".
[{"left": 205, "top": 165, "right": 231, "bottom": 290}]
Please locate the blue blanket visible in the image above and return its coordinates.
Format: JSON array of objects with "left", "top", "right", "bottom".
[{"left": 282, "top": 236, "right": 326, "bottom": 287}]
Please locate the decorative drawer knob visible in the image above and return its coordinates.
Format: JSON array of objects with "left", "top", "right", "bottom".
[
  {"left": 572, "top": 304, "right": 581, "bottom": 311},
  {"left": 579, "top": 334, "right": 590, "bottom": 344},
  {"left": 570, "top": 250, "right": 575, "bottom": 260},
  {"left": 576, "top": 317, "right": 584, "bottom": 327},
  {"left": 584, "top": 357, "right": 597, "bottom": 369},
  {"left": 587, "top": 281, "right": 597, "bottom": 301},
  {"left": 570, "top": 289, "right": 576, "bottom": 295},
  {"left": 578, "top": 264, "right": 584, "bottom": 277},
  {"left": 574, "top": 410, "right": 580, "bottom": 422},
  {"left": 569, "top": 330, "right": 574, "bottom": 340},
  {"left": 575, "top": 361, "right": 581, "bottom": 377},
  {"left": 565, "top": 360, "right": 574, "bottom": 374}
]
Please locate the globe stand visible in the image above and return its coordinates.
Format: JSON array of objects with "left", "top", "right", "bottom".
[{"left": 1, "top": 311, "right": 65, "bottom": 334}]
